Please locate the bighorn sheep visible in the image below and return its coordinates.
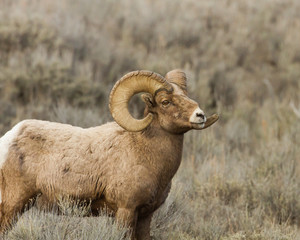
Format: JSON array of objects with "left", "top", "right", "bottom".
[{"left": 0, "top": 70, "right": 218, "bottom": 239}]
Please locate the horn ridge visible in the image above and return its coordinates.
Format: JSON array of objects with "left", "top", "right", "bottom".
[
  {"left": 109, "top": 70, "right": 172, "bottom": 132},
  {"left": 165, "top": 69, "right": 187, "bottom": 93}
]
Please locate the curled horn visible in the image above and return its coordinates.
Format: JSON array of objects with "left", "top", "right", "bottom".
[
  {"left": 109, "top": 71, "right": 173, "bottom": 132},
  {"left": 165, "top": 69, "right": 187, "bottom": 94}
]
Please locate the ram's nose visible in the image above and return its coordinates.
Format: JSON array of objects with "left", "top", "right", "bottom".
[
  {"left": 196, "top": 112, "right": 206, "bottom": 122},
  {"left": 189, "top": 107, "right": 206, "bottom": 124}
]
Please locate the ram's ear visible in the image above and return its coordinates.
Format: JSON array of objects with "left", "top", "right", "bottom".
[{"left": 141, "top": 93, "right": 155, "bottom": 108}]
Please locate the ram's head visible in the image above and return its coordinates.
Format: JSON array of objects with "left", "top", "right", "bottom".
[{"left": 109, "top": 70, "right": 219, "bottom": 133}]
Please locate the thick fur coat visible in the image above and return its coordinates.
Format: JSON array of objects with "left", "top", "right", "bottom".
[{"left": 0, "top": 72, "right": 218, "bottom": 239}]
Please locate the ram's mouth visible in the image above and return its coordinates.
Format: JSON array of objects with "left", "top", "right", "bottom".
[
  {"left": 190, "top": 121, "right": 206, "bottom": 128},
  {"left": 190, "top": 115, "right": 207, "bottom": 125},
  {"left": 192, "top": 114, "right": 219, "bottom": 130}
]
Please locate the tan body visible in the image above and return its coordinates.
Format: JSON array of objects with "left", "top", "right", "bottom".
[
  {"left": 1, "top": 119, "right": 181, "bottom": 236},
  {"left": 0, "top": 70, "right": 218, "bottom": 239}
]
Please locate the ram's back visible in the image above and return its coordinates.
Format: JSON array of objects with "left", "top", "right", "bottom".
[{"left": 2, "top": 120, "right": 135, "bottom": 199}]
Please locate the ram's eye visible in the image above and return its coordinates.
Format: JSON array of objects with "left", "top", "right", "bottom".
[{"left": 162, "top": 100, "right": 170, "bottom": 106}]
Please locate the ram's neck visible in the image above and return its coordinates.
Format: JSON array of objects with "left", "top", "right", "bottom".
[{"left": 137, "top": 119, "right": 184, "bottom": 190}]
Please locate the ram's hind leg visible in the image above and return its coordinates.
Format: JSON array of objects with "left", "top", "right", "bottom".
[{"left": 0, "top": 182, "right": 36, "bottom": 233}]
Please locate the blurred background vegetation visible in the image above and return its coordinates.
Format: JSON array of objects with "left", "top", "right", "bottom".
[{"left": 0, "top": 0, "right": 299, "bottom": 239}]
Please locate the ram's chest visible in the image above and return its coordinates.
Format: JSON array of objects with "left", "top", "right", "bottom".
[
  {"left": 102, "top": 163, "right": 172, "bottom": 216},
  {"left": 137, "top": 182, "right": 171, "bottom": 218}
]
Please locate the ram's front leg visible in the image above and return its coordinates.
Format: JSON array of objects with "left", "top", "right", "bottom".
[
  {"left": 116, "top": 207, "right": 138, "bottom": 239},
  {"left": 136, "top": 213, "right": 153, "bottom": 240}
]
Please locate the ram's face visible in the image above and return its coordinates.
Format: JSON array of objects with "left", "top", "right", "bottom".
[
  {"left": 110, "top": 70, "right": 218, "bottom": 132},
  {"left": 153, "top": 84, "right": 206, "bottom": 134}
]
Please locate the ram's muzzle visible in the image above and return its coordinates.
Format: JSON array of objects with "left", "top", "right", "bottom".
[{"left": 191, "top": 113, "right": 219, "bottom": 130}]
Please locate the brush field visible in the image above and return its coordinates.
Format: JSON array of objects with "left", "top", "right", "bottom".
[{"left": 0, "top": 0, "right": 299, "bottom": 239}]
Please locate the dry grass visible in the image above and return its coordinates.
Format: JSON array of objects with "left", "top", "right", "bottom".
[
  {"left": 2, "top": 201, "right": 129, "bottom": 240},
  {"left": 0, "top": 0, "right": 299, "bottom": 239}
]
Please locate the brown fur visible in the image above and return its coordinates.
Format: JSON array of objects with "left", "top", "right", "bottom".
[{"left": 0, "top": 83, "right": 214, "bottom": 239}]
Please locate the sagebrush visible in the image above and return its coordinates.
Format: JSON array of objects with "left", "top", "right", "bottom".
[{"left": 0, "top": 0, "right": 299, "bottom": 239}]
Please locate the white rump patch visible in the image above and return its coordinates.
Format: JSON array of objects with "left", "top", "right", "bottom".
[
  {"left": 189, "top": 107, "right": 206, "bottom": 124},
  {"left": 0, "top": 121, "right": 24, "bottom": 169}
]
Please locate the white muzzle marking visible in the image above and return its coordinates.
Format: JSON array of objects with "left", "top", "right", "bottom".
[{"left": 189, "top": 107, "right": 206, "bottom": 126}]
